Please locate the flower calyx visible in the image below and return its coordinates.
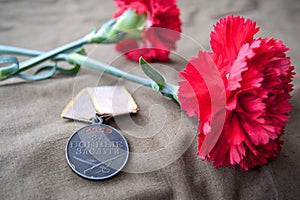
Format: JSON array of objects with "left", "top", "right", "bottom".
[{"left": 86, "top": 9, "right": 147, "bottom": 44}]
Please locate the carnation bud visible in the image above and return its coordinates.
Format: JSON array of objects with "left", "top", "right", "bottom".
[
  {"left": 114, "top": 9, "right": 147, "bottom": 32},
  {"left": 86, "top": 9, "right": 147, "bottom": 44}
]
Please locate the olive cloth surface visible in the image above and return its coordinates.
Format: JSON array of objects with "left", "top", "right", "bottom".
[{"left": 1, "top": 0, "right": 300, "bottom": 199}]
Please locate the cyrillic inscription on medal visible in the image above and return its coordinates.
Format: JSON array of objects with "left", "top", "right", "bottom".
[{"left": 66, "top": 124, "right": 129, "bottom": 180}]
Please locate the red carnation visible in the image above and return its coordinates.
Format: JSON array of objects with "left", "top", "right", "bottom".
[
  {"left": 178, "top": 15, "right": 295, "bottom": 170},
  {"left": 113, "top": 0, "right": 182, "bottom": 62}
]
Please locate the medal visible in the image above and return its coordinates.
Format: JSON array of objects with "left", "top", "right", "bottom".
[{"left": 65, "top": 115, "right": 129, "bottom": 180}]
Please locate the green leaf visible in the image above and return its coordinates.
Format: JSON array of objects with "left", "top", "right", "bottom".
[
  {"left": 33, "top": 65, "right": 55, "bottom": 75},
  {"left": 62, "top": 47, "right": 86, "bottom": 56},
  {"left": 74, "top": 47, "right": 86, "bottom": 56},
  {"left": 139, "top": 57, "right": 166, "bottom": 88},
  {"left": 16, "top": 65, "right": 56, "bottom": 81},
  {"left": 57, "top": 64, "right": 80, "bottom": 75},
  {"left": 0, "top": 55, "right": 19, "bottom": 80}
]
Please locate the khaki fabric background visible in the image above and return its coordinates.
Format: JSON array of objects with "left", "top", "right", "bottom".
[{"left": 0, "top": 0, "right": 300, "bottom": 199}]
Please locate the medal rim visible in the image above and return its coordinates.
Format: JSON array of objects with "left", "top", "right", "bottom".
[{"left": 65, "top": 123, "right": 129, "bottom": 180}]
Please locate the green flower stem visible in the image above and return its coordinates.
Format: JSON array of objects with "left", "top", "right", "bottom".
[
  {"left": 67, "top": 52, "right": 153, "bottom": 87},
  {"left": 17, "top": 37, "right": 88, "bottom": 72},
  {"left": 0, "top": 45, "right": 67, "bottom": 61},
  {"left": 0, "top": 45, "right": 179, "bottom": 103}
]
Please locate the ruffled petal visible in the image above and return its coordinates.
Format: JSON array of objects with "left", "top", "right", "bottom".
[
  {"left": 113, "top": 0, "right": 149, "bottom": 18},
  {"left": 179, "top": 51, "right": 225, "bottom": 120},
  {"left": 210, "top": 15, "right": 259, "bottom": 64},
  {"left": 113, "top": 0, "right": 182, "bottom": 62},
  {"left": 124, "top": 48, "right": 170, "bottom": 62},
  {"left": 178, "top": 55, "right": 210, "bottom": 119},
  {"left": 115, "top": 39, "right": 139, "bottom": 53}
]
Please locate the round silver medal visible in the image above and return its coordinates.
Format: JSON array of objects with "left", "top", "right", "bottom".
[{"left": 65, "top": 117, "right": 129, "bottom": 180}]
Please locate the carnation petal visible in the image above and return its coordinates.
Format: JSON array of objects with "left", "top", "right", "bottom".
[
  {"left": 210, "top": 15, "right": 259, "bottom": 64},
  {"left": 114, "top": 0, "right": 182, "bottom": 62},
  {"left": 115, "top": 39, "right": 139, "bottom": 53},
  {"left": 178, "top": 51, "right": 226, "bottom": 121},
  {"left": 227, "top": 43, "right": 255, "bottom": 91}
]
